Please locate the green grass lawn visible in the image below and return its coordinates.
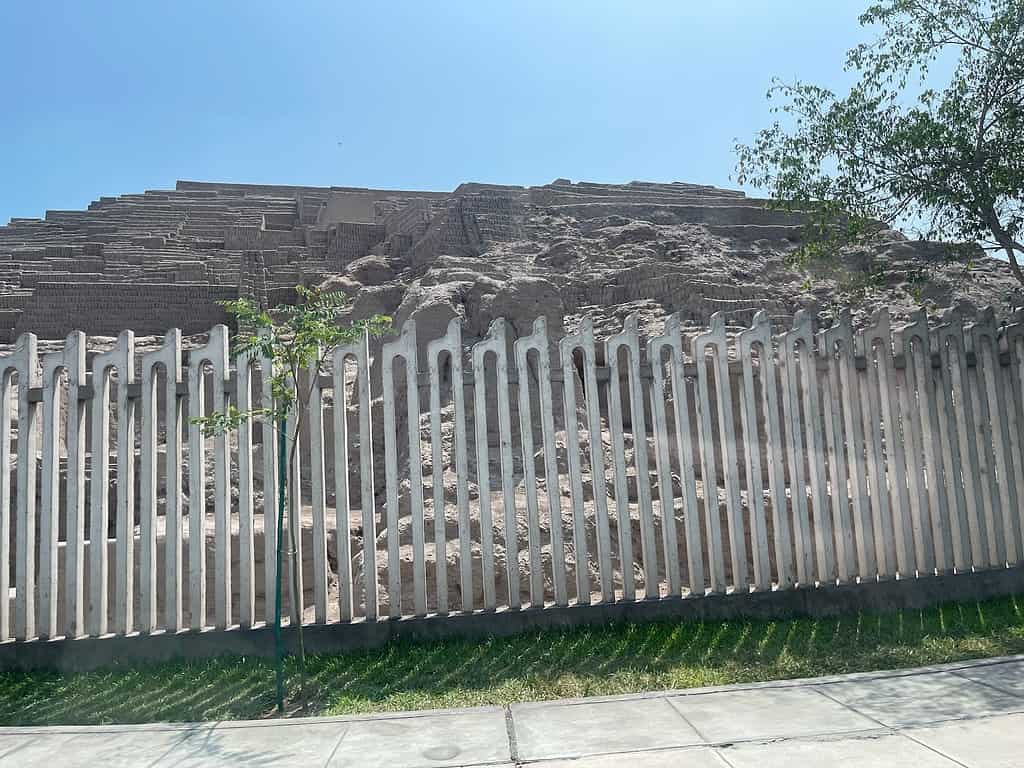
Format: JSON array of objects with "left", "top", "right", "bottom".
[{"left": 3, "top": 594, "right": 1024, "bottom": 726}]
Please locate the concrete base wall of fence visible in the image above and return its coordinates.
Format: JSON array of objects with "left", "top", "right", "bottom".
[{"left": 3, "top": 566, "right": 1023, "bottom": 672}]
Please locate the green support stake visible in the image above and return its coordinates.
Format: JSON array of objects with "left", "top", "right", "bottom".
[{"left": 274, "top": 416, "right": 288, "bottom": 713}]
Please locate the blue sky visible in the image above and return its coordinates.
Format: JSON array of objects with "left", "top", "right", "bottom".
[{"left": 1, "top": 1, "right": 872, "bottom": 223}]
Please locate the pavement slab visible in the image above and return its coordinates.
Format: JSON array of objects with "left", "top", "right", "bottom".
[
  {"left": 666, "top": 685, "right": 877, "bottom": 743},
  {"left": 528, "top": 746, "right": 729, "bottom": 767},
  {"left": 0, "top": 725, "right": 217, "bottom": 768},
  {"left": 2, "top": 656, "right": 1024, "bottom": 766},
  {"left": 325, "top": 708, "right": 510, "bottom": 768},
  {"left": 154, "top": 720, "right": 347, "bottom": 767},
  {"left": 952, "top": 659, "right": 1024, "bottom": 697},
  {"left": 906, "top": 712, "right": 1024, "bottom": 768},
  {"left": 819, "top": 670, "right": 1024, "bottom": 727},
  {"left": 717, "top": 730, "right": 962, "bottom": 767},
  {"left": 511, "top": 696, "right": 703, "bottom": 761}
]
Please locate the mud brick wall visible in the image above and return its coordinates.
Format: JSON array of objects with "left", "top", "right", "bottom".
[
  {"left": 326, "top": 222, "right": 385, "bottom": 267},
  {"left": 380, "top": 198, "right": 435, "bottom": 238},
  {"left": 15, "top": 282, "right": 237, "bottom": 338}
]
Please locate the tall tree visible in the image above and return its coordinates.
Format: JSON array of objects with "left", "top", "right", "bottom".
[{"left": 735, "top": 0, "right": 1024, "bottom": 286}]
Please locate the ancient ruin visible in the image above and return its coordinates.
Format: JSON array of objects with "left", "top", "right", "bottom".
[{"left": 2, "top": 178, "right": 1021, "bottom": 351}]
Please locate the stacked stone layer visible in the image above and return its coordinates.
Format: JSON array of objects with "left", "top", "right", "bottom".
[{"left": 1, "top": 177, "right": 1020, "bottom": 346}]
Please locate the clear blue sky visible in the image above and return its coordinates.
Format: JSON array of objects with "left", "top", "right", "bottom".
[{"left": 1, "top": 0, "right": 872, "bottom": 224}]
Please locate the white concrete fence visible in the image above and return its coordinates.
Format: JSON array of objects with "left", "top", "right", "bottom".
[{"left": 2, "top": 304, "right": 1024, "bottom": 644}]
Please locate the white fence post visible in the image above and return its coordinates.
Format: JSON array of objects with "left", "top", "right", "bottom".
[
  {"left": 285, "top": 406, "right": 303, "bottom": 624},
  {"left": 330, "top": 346, "right": 353, "bottom": 621},
  {"left": 646, "top": 320, "right": 683, "bottom": 597},
  {"left": 559, "top": 317, "right": 613, "bottom": 602},
  {"left": 63, "top": 332, "right": 87, "bottom": 638},
  {"left": 895, "top": 312, "right": 942, "bottom": 572},
  {"left": 234, "top": 348, "right": 256, "bottom": 629},
  {"left": 186, "top": 326, "right": 232, "bottom": 630},
  {"left": 860, "top": 310, "right": 915, "bottom": 577},
  {"left": 335, "top": 329, "right": 377, "bottom": 620},
  {"left": 820, "top": 320, "right": 856, "bottom": 584},
  {"left": 856, "top": 314, "right": 898, "bottom": 580},
  {"left": 382, "top": 319, "right": 423, "bottom": 617},
  {"left": 515, "top": 317, "right": 568, "bottom": 606},
  {"left": 823, "top": 313, "right": 871, "bottom": 582},
  {"left": 0, "top": 356, "right": 14, "bottom": 641},
  {"left": 5, "top": 334, "right": 37, "bottom": 642},
  {"left": 937, "top": 310, "right": 988, "bottom": 568},
  {"left": 969, "top": 309, "right": 1012, "bottom": 564},
  {"left": 735, "top": 312, "right": 773, "bottom": 591},
  {"left": 426, "top": 319, "right": 470, "bottom": 613},
  {"left": 88, "top": 330, "right": 134, "bottom": 637},
  {"left": 471, "top": 318, "right": 511, "bottom": 610},
  {"left": 308, "top": 354, "right": 329, "bottom": 625},
  {"left": 1002, "top": 316, "right": 1024, "bottom": 564},
  {"left": 261, "top": 345, "right": 279, "bottom": 624},
  {"left": 694, "top": 314, "right": 747, "bottom": 592},
  {"left": 605, "top": 315, "right": 642, "bottom": 599},
  {"left": 140, "top": 330, "right": 182, "bottom": 632},
  {"left": 796, "top": 314, "right": 831, "bottom": 585}
]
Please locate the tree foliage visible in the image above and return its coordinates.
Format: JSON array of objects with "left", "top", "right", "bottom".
[
  {"left": 195, "top": 285, "right": 390, "bottom": 435},
  {"left": 735, "top": 0, "right": 1024, "bottom": 285}
]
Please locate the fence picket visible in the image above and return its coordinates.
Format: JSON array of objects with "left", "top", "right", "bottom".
[
  {"left": 937, "top": 311, "right": 988, "bottom": 568},
  {"left": 798, "top": 318, "right": 833, "bottom": 585},
  {"left": 209, "top": 328, "right": 231, "bottom": 629},
  {"left": 855, "top": 315, "right": 897, "bottom": 579},
  {"left": 309, "top": 360, "right": 329, "bottom": 624},
  {"left": 695, "top": 314, "right": 747, "bottom": 591},
  {"left": 141, "top": 334, "right": 170, "bottom": 633},
  {"left": 382, "top": 321, "right": 419, "bottom": 617},
  {"left": 560, "top": 317, "right": 612, "bottom": 602},
  {"left": 778, "top": 312, "right": 814, "bottom": 586},
  {"left": 261, "top": 348, "right": 279, "bottom": 624},
  {"left": 234, "top": 351, "right": 256, "bottom": 628},
  {"left": 426, "top": 320, "right": 468, "bottom": 614},
  {"left": 516, "top": 317, "right": 567, "bottom": 606},
  {"left": 330, "top": 343, "right": 354, "bottom": 622},
  {"left": 12, "top": 334, "right": 38, "bottom": 641},
  {"left": 471, "top": 319, "right": 511, "bottom": 610},
  {"left": 824, "top": 314, "right": 865, "bottom": 582},
  {"left": 931, "top": 313, "right": 970, "bottom": 570},
  {"left": 750, "top": 314, "right": 792, "bottom": 588},
  {"left": 286, "top": 407, "right": 303, "bottom": 623},
  {"left": 820, "top": 323, "right": 855, "bottom": 584},
  {"left": 36, "top": 332, "right": 85, "bottom": 638},
  {"left": 969, "top": 310, "right": 1011, "bottom": 565},
  {"left": 334, "top": 329, "right": 376, "bottom": 621},
  {"left": 560, "top": 325, "right": 593, "bottom": 604},
  {"left": 606, "top": 316, "right": 641, "bottom": 599},
  {"left": 0, "top": 353, "right": 14, "bottom": 641},
  {"left": 1002, "top": 318, "right": 1024, "bottom": 563},
  {"left": 861, "top": 310, "right": 914, "bottom": 576},
  {"left": 647, "top": 323, "right": 683, "bottom": 597},
  {"left": 735, "top": 314, "right": 772, "bottom": 591},
  {"left": 896, "top": 313, "right": 943, "bottom": 572},
  {"left": 187, "top": 326, "right": 231, "bottom": 630},
  {"left": 515, "top": 325, "right": 546, "bottom": 607},
  {"left": 88, "top": 331, "right": 134, "bottom": 637}
]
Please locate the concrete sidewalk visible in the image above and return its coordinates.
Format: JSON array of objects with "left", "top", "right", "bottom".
[{"left": 3, "top": 656, "right": 1024, "bottom": 766}]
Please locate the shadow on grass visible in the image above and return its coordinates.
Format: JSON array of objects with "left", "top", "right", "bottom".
[{"left": 1, "top": 595, "right": 1022, "bottom": 725}]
